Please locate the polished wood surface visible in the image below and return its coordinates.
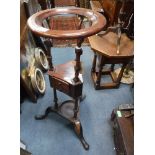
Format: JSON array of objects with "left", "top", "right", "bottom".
[
  {"left": 27, "top": 8, "right": 106, "bottom": 39},
  {"left": 89, "top": 32, "right": 134, "bottom": 58}
]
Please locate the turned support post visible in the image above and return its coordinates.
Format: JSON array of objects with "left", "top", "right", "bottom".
[
  {"left": 74, "top": 98, "right": 80, "bottom": 119},
  {"left": 44, "top": 39, "right": 54, "bottom": 71},
  {"left": 73, "top": 38, "right": 84, "bottom": 82},
  {"left": 96, "top": 56, "right": 104, "bottom": 86}
]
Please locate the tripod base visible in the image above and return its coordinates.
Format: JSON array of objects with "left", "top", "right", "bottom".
[{"left": 35, "top": 100, "right": 89, "bottom": 150}]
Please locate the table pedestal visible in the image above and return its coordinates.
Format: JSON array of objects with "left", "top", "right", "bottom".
[{"left": 35, "top": 45, "right": 89, "bottom": 150}]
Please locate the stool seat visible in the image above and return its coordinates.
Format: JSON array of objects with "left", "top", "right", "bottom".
[{"left": 89, "top": 32, "right": 134, "bottom": 58}]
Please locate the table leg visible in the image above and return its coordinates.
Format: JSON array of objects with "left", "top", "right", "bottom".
[{"left": 73, "top": 120, "right": 89, "bottom": 150}]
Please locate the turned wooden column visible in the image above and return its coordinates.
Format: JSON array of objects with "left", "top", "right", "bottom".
[
  {"left": 74, "top": 38, "right": 84, "bottom": 82},
  {"left": 43, "top": 39, "right": 54, "bottom": 71}
]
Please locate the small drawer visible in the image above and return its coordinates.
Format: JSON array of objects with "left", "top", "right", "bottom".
[{"left": 51, "top": 77, "right": 70, "bottom": 94}]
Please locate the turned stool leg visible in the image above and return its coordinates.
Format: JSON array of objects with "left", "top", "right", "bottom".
[
  {"left": 115, "top": 63, "right": 127, "bottom": 85},
  {"left": 96, "top": 56, "right": 104, "bottom": 89},
  {"left": 91, "top": 52, "right": 97, "bottom": 72}
]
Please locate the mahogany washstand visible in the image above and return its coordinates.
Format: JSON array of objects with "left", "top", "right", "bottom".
[{"left": 27, "top": 7, "right": 106, "bottom": 150}]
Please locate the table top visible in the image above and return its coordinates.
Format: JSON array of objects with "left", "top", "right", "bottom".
[
  {"left": 89, "top": 32, "right": 134, "bottom": 58},
  {"left": 27, "top": 7, "right": 106, "bottom": 39}
]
